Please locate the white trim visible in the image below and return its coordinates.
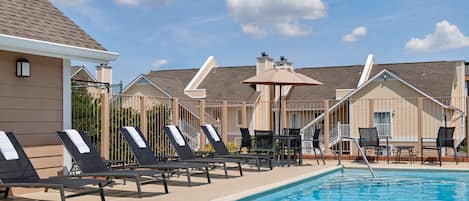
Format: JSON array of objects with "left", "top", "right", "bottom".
[
  {"left": 184, "top": 56, "right": 217, "bottom": 98},
  {"left": 357, "top": 54, "right": 375, "bottom": 87},
  {"left": 62, "top": 59, "right": 72, "bottom": 174},
  {"left": 122, "top": 75, "right": 171, "bottom": 97},
  {"left": 0, "top": 34, "right": 119, "bottom": 63}
]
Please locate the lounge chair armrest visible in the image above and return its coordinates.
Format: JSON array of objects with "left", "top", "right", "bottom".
[{"left": 0, "top": 183, "right": 63, "bottom": 189}]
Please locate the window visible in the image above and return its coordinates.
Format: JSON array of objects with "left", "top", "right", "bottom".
[
  {"left": 236, "top": 109, "right": 242, "bottom": 127},
  {"left": 374, "top": 112, "right": 392, "bottom": 137},
  {"left": 290, "top": 113, "right": 300, "bottom": 128}
]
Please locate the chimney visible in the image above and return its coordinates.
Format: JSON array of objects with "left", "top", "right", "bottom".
[
  {"left": 96, "top": 64, "right": 112, "bottom": 84},
  {"left": 275, "top": 56, "right": 293, "bottom": 69},
  {"left": 256, "top": 52, "right": 274, "bottom": 76}
]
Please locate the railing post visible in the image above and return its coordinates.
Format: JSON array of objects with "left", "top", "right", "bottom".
[
  {"left": 323, "top": 100, "right": 330, "bottom": 154},
  {"left": 417, "top": 97, "right": 423, "bottom": 157},
  {"left": 222, "top": 100, "right": 228, "bottom": 143},
  {"left": 100, "top": 92, "right": 110, "bottom": 160},
  {"left": 172, "top": 98, "right": 179, "bottom": 126},
  {"left": 241, "top": 101, "right": 247, "bottom": 128},
  {"left": 369, "top": 99, "right": 374, "bottom": 127},
  {"left": 140, "top": 96, "right": 148, "bottom": 139},
  {"left": 281, "top": 100, "right": 287, "bottom": 129},
  {"left": 199, "top": 99, "right": 206, "bottom": 151}
]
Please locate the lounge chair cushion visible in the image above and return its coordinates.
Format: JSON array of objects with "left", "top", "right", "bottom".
[
  {"left": 0, "top": 131, "right": 19, "bottom": 160},
  {"left": 167, "top": 125, "right": 186, "bottom": 146},
  {"left": 205, "top": 124, "right": 220, "bottom": 142},
  {"left": 64, "top": 129, "right": 90, "bottom": 154},
  {"left": 124, "top": 127, "right": 147, "bottom": 148}
]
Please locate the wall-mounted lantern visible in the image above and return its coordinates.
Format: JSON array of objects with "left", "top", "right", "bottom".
[{"left": 16, "top": 59, "right": 30, "bottom": 77}]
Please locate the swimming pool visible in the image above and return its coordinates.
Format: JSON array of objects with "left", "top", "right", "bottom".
[{"left": 240, "top": 168, "right": 469, "bottom": 201}]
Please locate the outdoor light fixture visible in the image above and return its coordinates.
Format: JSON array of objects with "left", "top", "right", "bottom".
[{"left": 16, "top": 58, "right": 30, "bottom": 77}]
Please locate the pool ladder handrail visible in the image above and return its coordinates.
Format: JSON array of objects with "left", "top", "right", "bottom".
[{"left": 338, "top": 136, "right": 376, "bottom": 178}]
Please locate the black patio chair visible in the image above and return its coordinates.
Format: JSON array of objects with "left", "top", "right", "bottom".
[
  {"left": 163, "top": 125, "right": 243, "bottom": 177},
  {"left": 119, "top": 127, "right": 211, "bottom": 186},
  {"left": 56, "top": 130, "right": 169, "bottom": 198},
  {"left": 0, "top": 131, "right": 111, "bottom": 201},
  {"left": 239, "top": 128, "right": 253, "bottom": 153},
  {"left": 358, "top": 128, "right": 386, "bottom": 162},
  {"left": 311, "top": 129, "right": 326, "bottom": 165},
  {"left": 253, "top": 130, "right": 275, "bottom": 157},
  {"left": 201, "top": 124, "right": 273, "bottom": 171},
  {"left": 283, "top": 128, "right": 302, "bottom": 161},
  {"left": 421, "top": 127, "right": 458, "bottom": 167}
]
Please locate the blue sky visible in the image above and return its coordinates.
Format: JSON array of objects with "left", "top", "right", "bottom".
[{"left": 51, "top": 0, "right": 469, "bottom": 85}]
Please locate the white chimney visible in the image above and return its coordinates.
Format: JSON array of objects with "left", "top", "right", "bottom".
[
  {"left": 357, "top": 54, "right": 375, "bottom": 88},
  {"left": 96, "top": 64, "right": 112, "bottom": 84}
]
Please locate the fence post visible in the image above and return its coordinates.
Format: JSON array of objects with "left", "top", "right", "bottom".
[
  {"left": 140, "top": 96, "right": 148, "bottom": 139},
  {"left": 172, "top": 98, "right": 179, "bottom": 126},
  {"left": 369, "top": 99, "right": 374, "bottom": 127},
  {"left": 199, "top": 99, "right": 206, "bottom": 151},
  {"left": 241, "top": 101, "right": 247, "bottom": 128},
  {"left": 466, "top": 97, "right": 469, "bottom": 156},
  {"left": 100, "top": 92, "right": 110, "bottom": 160},
  {"left": 281, "top": 100, "right": 287, "bottom": 129},
  {"left": 323, "top": 100, "right": 330, "bottom": 155},
  {"left": 417, "top": 97, "right": 423, "bottom": 157},
  {"left": 222, "top": 100, "right": 228, "bottom": 143}
]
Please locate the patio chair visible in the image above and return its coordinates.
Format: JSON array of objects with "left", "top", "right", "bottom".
[
  {"left": 283, "top": 128, "right": 302, "bottom": 161},
  {"left": 56, "top": 129, "right": 169, "bottom": 198},
  {"left": 421, "top": 127, "right": 458, "bottom": 167},
  {"left": 358, "top": 128, "right": 386, "bottom": 162},
  {"left": 310, "top": 129, "right": 326, "bottom": 165},
  {"left": 0, "top": 131, "right": 111, "bottom": 201},
  {"left": 253, "top": 130, "right": 275, "bottom": 161},
  {"left": 201, "top": 124, "right": 273, "bottom": 171},
  {"left": 239, "top": 128, "right": 253, "bottom": 153},
  {"left": 119, "top": 127, "right": 212, "bottom": 186},
  {"left": 163, "top": 125, "right": 243, "bottom": 177}
]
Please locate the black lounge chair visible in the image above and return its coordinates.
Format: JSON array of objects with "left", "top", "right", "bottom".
[
  {"left": 421, "top": 127, "right": 458, "bottom": 167},
  {"left": 0, "top": 131, "right": 111, "bottom": 201},
  {"left": 358, "top": 128, "right": 386, "bottom": 162},
  {"left": 239, "top": 128, "right": 253, "bottom": 153},
  {"left": 200, "top": 124, "right": 273, "bottom": 171},
  {"left": 163, "top": 125, "right": 243, "bottom": 177},
  {"left": 119, "top": 127, "right": 212, "bottom": 186},
  {"left": 56, "top": 130, "right": 169, "bottom": 198}
]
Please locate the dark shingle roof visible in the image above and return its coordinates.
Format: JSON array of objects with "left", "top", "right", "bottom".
[
  {"left": 0, "top": 0, "right": 106, "bottom": 51},
  {"left": 199, "top": 66, "right": 259, "bottom": 103},
  {"left": 146, "top": 69, "right": 199, "bottom": 98}
]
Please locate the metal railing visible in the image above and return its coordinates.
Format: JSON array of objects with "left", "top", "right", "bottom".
[{"left": 338, "top": 136, "right": 376, "bottom": 178}]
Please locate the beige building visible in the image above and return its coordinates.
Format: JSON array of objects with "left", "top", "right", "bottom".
[
  {"left": 123, "top": 53, "right": 467, "bottom": 154},
  {"left": 0, "top": 0, "right": 118, "bottom": 184}
]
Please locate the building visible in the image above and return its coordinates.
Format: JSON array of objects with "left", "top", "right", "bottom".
[{"left": 0, "top": 0, "right": 118, "bottom": 182}]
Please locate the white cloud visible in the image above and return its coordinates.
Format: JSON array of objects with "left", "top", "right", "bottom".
[
  {"left": 226, "top": 0, "right": 326, "bottom": 37},
  {"left": 152, "top": 59, "right": 168, "bottom": 69},
  {"left": 405, "top": 20, "right": 469, "bottom": 52},
  {"left": 342, "top": 26, "right": 367, "bottom": 42},
  {"left": 115, "top": 0, "right": 169, "bottom": 7}
]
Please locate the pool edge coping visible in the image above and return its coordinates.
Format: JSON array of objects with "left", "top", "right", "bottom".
[{"left": 211, "top": 165, "right": 342, "bottom": 201}]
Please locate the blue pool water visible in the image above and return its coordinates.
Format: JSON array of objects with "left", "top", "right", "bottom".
[{"left": 240, "top": 168, "right": 469, "bottom": 201}]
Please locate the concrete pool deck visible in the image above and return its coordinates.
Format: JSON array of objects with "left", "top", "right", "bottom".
[{"left": 11, "top": 159, "right": 469, "bottom": 201}]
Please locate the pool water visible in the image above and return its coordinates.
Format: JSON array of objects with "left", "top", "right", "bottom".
[{"left": 240, "top": 169, "right": 469, "bottom": 201}]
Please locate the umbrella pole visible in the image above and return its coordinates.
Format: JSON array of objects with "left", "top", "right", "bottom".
[{"left": 279, "top": 85, "right": 282, "bottom": 135}]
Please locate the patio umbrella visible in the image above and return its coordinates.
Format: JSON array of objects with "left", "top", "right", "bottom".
[{"left": 242, "top": 67, "right": 323, "bottom": 134}]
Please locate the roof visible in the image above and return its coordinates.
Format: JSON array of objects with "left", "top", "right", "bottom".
[
  {"left": 145, "top": 68, "right": 199, "bottom": 98},
  {"left": 0, "top": 0, "right": 106, "bottom": 51},
  {"left": 199, "top": 66, "right": 260, "bottom": 103}
]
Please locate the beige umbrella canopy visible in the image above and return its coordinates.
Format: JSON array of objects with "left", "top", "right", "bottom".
[{"left": 242, "top": 67, "right": 323, "bottom": 134}]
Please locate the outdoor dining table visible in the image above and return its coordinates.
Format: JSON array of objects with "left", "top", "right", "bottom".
[{"left": 273, "top": 135, "right": 302, "bottom": 167}]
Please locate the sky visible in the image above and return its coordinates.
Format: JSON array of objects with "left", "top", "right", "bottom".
[{"left": 51, "top": 0, "right": 469, "bottom": 85}]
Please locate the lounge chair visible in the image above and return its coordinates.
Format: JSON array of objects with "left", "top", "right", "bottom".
[
  {"left": 421, "top": 127, "right": 458, "bottom": 167},
  {"left": 0, "top": 131, "right": 111, "bottom": 201},
  {"left": 358, "top": 128, "right": 386, "bottom": 162},
  {"left": 239, "top": 128, "right": 253, "bottom": 153},
  {"left": 201, "top": 124, "right": 273, "bottom": 171},
  {"left": 163, "top": 125, "right": 243, "bottom": 177},
  {"left": 56, "top": 129, "right": 169, "bottom": 198},
  {"left": 119, "top": 127, "right": 211, "bottom": 186}
]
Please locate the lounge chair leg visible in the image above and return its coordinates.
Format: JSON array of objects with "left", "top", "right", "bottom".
[
  {"left": 269, "top": 158, "right": 273, "bottom": 170},
  {"left": 238, "top": 162, "right": 243, "bottom": 176},
  {"left": 186, "top": 168, "right": 192, "bottom": 187},
  {"left": 438, "top": 148, "right": 442, "bottom": 167},
  {"left": 223, "top": 163, "right": 228, "bottom": 177},
  {"left": 45, "top": 187, "right": 49, "bottom": 192},
  {"left": 256, "top": 158, "right": 260, "bottom": 172},
  {"left": 3, "top": 187, "right": 10, "bottom": 198},
  {"left": 99, "top": 183, "right": 106, "bottom": 201},
  {"left": 314, "top": 149, "right": 319, "bottom": 165},
  {"left": 59, "top": 187, "right": 66, "bottom": 201},
  {"left": 205, "top": 166, "right": 211, "bottom": 184},
  {"left": 135, "top": 176, "right": 142, "bottom": 198},
  {"left": 162, "top": 174, "right": 169, "bottom": 194}
]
